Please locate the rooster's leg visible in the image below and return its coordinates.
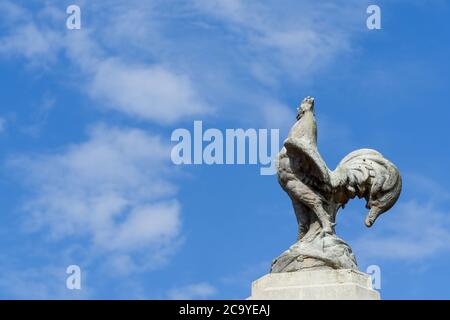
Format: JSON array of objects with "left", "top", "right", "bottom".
[
  {"left": 312, "top": 203, "right": 333, "bottom": 235},
  {"left": 292, "top": 201, "right": 310, "bottom": 241},
  {"left": 285, "top": 179, "right": 333, "bottom": 235}
]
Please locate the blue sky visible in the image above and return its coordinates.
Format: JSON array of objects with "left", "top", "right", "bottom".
[{"left": 1, "top": 0, "right": 450, "bottom": 299}]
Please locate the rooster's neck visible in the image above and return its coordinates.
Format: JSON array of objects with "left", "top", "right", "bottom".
[{"left": 295, "top": 110, "right": 317, "bottom": 146}]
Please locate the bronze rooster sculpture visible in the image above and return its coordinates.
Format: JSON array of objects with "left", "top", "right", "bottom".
[{"left": 272, "top": 96, "right": 402, "bottom": 272}]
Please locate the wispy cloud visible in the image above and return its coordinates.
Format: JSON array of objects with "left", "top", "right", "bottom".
[
  {"left": 9, "top": 124, "right": 181, "bottom": 271},
  {"left": 260, "top": 101, "right": 295, "bottom": 132},
  {"left": 352, "top": 174, "right": 450, "bottom": 261},
  {"left": 19, "top": 93, "right": 56, "bottom": 137},
  {"left": 89, "top": 59, "right": 208, "bottom": 124},
  {"left": 0, "top": 24, "right": 62, "bottom": 64},
  {"left": 0, "top": 262, "right": 92, "bottom": 299},
  {"left": 0, "top": 1, "right": 209, "bottom": 124},
  {"left": 354, "top": 200, "right": 450, "bottom": 260},
  {"left": 167, "top": 282, "right": 217, "bottom": 300},
  {"left": 0, "top": 1, "right": 63, "bottom": 68},
  {"left": 0, "top": 1, "right": 366, "bottom": 127},
  {"left": 193, "top": 0, "right": 363, "bottom": 83},
  {"left": 0, "top": 0, "right": 374, "bottom": 297}
]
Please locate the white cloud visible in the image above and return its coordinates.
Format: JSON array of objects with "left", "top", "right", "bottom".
[
  {"left": 167, "top": 282, "right": 217, "bottom": 300},
  {"left": 354, "top": 201, "right": 450, "bottom": 260},
  {"left": 10, "top": 124, "right": 181, "bottom": 262},
  {"left": 193, "top": 0, "right": 362, "bottom": 83},
  {"left": 260, "top": 102, "right": 295, "bottom": 130},
  {"left": 90, "top": 59, "right": 208, "bottom": 124},
  {"left": 407, "top": 173, "right": 450, "bottom": 203},
  {"left": 0, "top": 24, "right": 62, "bottom": 63},
  {"left": 0, "top": 2, "right": 209, "bottom": 124},
  {"left": 0, "top": 1, "right": 367, "bottom": 126},
  {"left": 0, "top": 2, "right": 31, "bottom": 26},
  {"left": 0, "top": 2, "right": 62, "bottom": 67},
  {"left": 353, "top": 187, "right": 450, "bottom": 261},
  {"left": 88, "top": 1, "right": 165, "bottom": 54},
  {"left": 108, "top": 203, "right": 180, "bottom": 251},
  {"left": 0, "top": 263, "right": 93, "bottom": 299}
]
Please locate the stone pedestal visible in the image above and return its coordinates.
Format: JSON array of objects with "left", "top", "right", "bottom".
[{"left": 248, "top": 269, "right": 380, "bottom": 300}]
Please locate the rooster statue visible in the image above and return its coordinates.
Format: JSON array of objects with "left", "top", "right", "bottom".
[{"left": 271, "top": 96, "right": 402, "bottom": 272}]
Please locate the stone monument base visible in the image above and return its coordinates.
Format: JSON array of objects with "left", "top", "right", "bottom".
[{"left": 248, "top": 269, "right": 380, "bottom": 300}]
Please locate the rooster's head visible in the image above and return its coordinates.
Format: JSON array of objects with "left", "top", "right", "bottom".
[{"left": 296, "top": 96, "right": 315, "bottom": 120}]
